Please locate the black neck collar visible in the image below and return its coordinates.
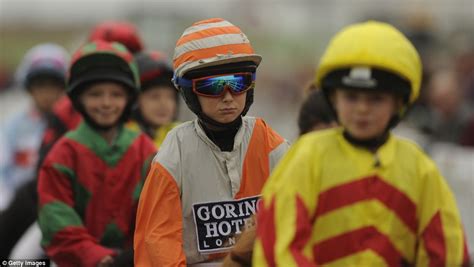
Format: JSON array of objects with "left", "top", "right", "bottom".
[
  {"left": 343, "top": 130, "right": 389, "bottom": 152},
  {"left": 198, "top": 115, "right": 242, "bottom": 151}
]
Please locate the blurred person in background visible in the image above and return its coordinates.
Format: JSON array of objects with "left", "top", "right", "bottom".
[
  {"left": 422, "top": 69, "right": 474, "bottom": 144},
  {"left": 396, "top": 67, "right": 474, "bottom": 147},
  {"left": 459, "top": 115, "right": 474, "bottom": 147},
  {"left": 451, "top": 32, "right": 474, "bottom": 103},
  {"left": 37, "top": 41, "right": 156, "bottom": 267},
  {"left": 0, "top": 43, "right": 69, "bottom": 259},
  {"left": 0, "top": 20, "right": 148, "bottom": 260},
  {"left": 129, "top": 50, "right": 180, "bottom": 147},
  {"left": 0, "top": 66, "right": 13, "bottom": 93},
  {"left": 0, "top": 43, "right": 68, "bottom": 210},
  {"left": 134, "top": 18, "right": 290, "bottom": 266},
  {"left": 89, "top": 20, "right": 144, "bottom": 54},
  {"left": 455, "top": 43, "right": 474, "bottom": 147},
  {"left": 400, "top": 10, "right": 440, "bottom": 141},
  {"left": 0, "top": 132, "right": 9, "bottom": 208},
  {"left": 253, "top": 21, "right": 470, "bottom": 266}
]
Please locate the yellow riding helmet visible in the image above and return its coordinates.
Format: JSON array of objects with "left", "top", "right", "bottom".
[{"left": 315, "top": 21, "right": 422, "bottom": 106}]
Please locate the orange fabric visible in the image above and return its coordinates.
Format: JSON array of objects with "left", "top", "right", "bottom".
[
  {"left": 236, "top": 119, "right": 285, "bottom": 199},
  {"left": 176, "top": 26, "right": 243, "bottom": 46},
  {"left": 265, "top": 121, "right": 288, "bottom": 150},
  {"left": 173, "top": 44, "right": 255, "bottom": 70},
  {"left": 134, "top": 162, "right": 186, "bottom": 267}
]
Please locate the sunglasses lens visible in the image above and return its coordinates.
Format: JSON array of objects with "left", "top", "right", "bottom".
[{"left": 194, "top": 73, "right": 254, "bottom": 96}]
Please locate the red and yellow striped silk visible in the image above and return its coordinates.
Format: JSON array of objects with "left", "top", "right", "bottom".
[{"left": 253, "top": 128, "right": 470, "bottom": 267}]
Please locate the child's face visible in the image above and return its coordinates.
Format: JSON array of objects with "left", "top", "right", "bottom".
[
  {"left": 332, "top": 88, "right": 399, "bottom": 140},
  {"left": 80, "top": 82, "right": 128, "bottom": 128},
  {"left": 29, "top": 78, "right": 64, "bottom": 113},
  {"left": 138, "top": 86, "right": 177, "bottom": 127},
  {"left": 197, "top": 89, "right": 246, "bottom": 124}
]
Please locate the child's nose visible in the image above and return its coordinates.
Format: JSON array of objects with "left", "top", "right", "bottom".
[
  {"left": 222, "top": 86, "right": 234, "bottom": 101},
  {"left": 101, "top": 93, "right": 113, "bottom": 106},
  {"left": 356, "top": 99, "right": 370, "bottom": 112}
]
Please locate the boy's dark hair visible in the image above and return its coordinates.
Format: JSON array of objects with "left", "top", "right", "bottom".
[{"left": 298, "top": 89, "right": 336, "bottom": 136}]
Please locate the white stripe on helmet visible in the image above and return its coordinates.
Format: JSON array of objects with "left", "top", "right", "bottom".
[{"left": 181, "top": 20, "right": 235, "bottom": 37}]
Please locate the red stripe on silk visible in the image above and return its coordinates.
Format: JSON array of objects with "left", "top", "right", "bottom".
[
  {"left": 313, "top": 226, "right": 404, "bottom": 265},
  {"left": 421, "top": 212, "right": 446, "bottom": 267},
  {"left": 289, "top": 195, "right": 318, "bottom": 267},
  {"left": 315, "top": 175, "right": 418, "bottom": 233},
  {"left": 256, "top": 198, "right": 276, "bottom": 267},
  {"left": 462, "top": 237, "right": 471, "bottom": 267}
]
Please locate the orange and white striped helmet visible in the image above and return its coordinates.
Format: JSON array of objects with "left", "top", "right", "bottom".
[{"left": 173, "top": 18, "right": 262, "bottom": 78}]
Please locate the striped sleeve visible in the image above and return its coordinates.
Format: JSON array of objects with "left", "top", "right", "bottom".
[
  {"left": 253, "top": 136, "right": 319, "bottom": 267},
  {"left": 134, "top": 161, "right": 186, "bottom": 267},
  {"left": 38, "top": 155, "right": 114, "bottom": 267},
  {"left": 416, "top": 158, "right": 471, "bottom": 267}
]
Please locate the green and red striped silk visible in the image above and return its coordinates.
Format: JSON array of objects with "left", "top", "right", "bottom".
[{"left": 38, "top": 122, "right": 156, "bottom": 267}]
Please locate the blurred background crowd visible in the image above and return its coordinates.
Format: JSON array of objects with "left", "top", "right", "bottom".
[{"left": 1, "top": 0, "right": 473, "bottom": 259}]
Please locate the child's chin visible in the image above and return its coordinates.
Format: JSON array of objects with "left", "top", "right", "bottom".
[
  {"left": 151, "top": 117, "right": 172, "bottom": 126},
  {"left": 96, "top": 119, "right": 120, "bottom": 128}
]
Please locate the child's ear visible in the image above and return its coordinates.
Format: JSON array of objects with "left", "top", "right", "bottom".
[{"left": 393, "top": 95, "right": 404, "bottom": 114}]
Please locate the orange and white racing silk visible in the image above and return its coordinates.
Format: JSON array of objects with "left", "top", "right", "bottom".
[
  {"left": 253, "top": 128, "right": 470, "bottom": 267},
  {"left": 134, "top": 117, "right": 289, "bottom": 266}
]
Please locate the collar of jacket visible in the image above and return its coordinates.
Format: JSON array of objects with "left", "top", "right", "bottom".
[
  {"left": 193, "top": 118, "right": 246, "bottom": 152},
  {"left": 65, "top": 121, "right": 139, "bottom": 166},
  {"left": 335, "top": 127, "right": 396, "bottom": 168}
]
